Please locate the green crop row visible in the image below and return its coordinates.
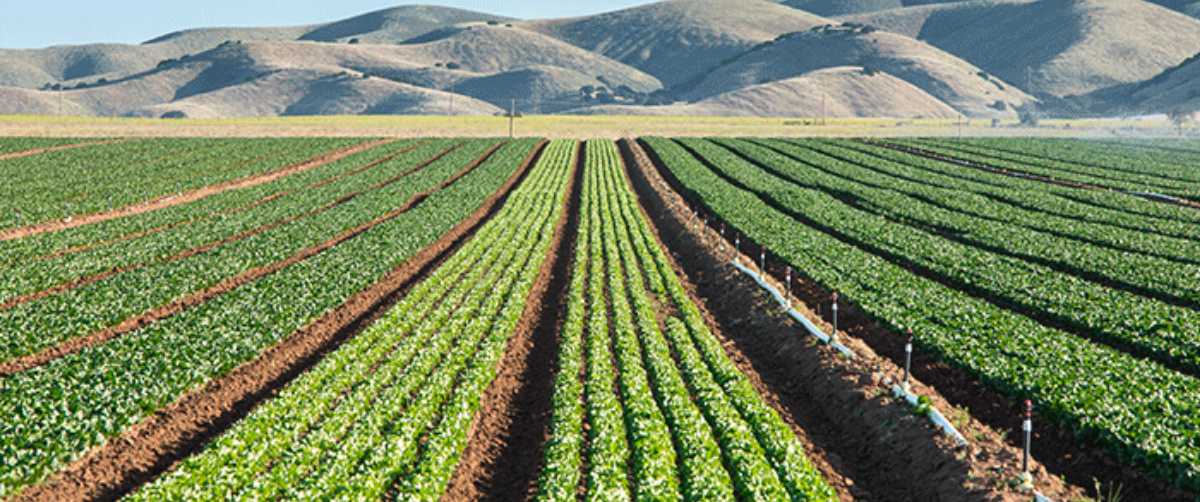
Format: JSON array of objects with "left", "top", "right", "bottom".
[
  {"left": 0, "top": 137, "right": 97, "bottom": 155},
  {"left": 0, "top": 137, "right": 369, "bottom": 266},
  {"left": 125, "top": 138, "right": 570, "bottom": 502},
  {"left": 0, "top": 138, "right": 369, "bottom": 228},
  {"left": 0, "top": 139, "right": 493, "bottom": 366},
  {"left": 784, "top": 138, "right": 1200, "bottom": 271},
  {"left": 889, "top": 138, "right": 1200, "bottom": 201},
  {"left": 0, "top": 138, "right": 433, "bottom": 304},
  {"left": 0, "top": 138, "right": 542, "bottom": 499},
  {"left": 819, "top": 139, "right": 1200, "bottom": 246},
  {"left": 537, "top": 139, "right": 834, "bottom": 502},
  {"left": 693, "top": 137, "right": 1200, "bottom": 381},
  {"left": 644, "top": 136, "right": 1200, "bottom": 491},
  {"left": 954, "top": 137, "right": 1200, "bottom": 186}
]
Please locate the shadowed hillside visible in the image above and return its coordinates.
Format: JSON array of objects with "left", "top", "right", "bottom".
[
  {"left": 677, "top": 24, "right": 1030, "bottom": 118},
  {"left": 838, "top": 0, "right": 1200, "bottom": 97},
  {"left": 565, "top": 66, "right": 960, "bottom": 118},
  {"left": 0, "top": 44, "right": 177, "bottom": 89},
  {"left": 518, "top": 0, "right": 830, "bottom": 88}
]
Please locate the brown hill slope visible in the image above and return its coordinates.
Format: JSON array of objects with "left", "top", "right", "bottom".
[
  {"left": 518, "top": 0, "right": 830, "bottom": 88},
  {"left": 679, "top": 25, "right": 1030, "bottom": 118},
  {"left": 0, "top": 5, "right": 514, "bottom": 89},
  {"left": 565, "top": 66, "right": 960, "bottom": 118},
  {"left": 838, "top": 0, "right": 1200, "bottom": 97},
  {"left": 0, "top": 23, "right": 658, "bottom": 118},
  {"left": 0, "top": 44, "right": 176, "bottom": 89}
]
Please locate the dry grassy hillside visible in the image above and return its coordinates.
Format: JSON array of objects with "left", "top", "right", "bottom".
[
  {"left": 0, "top": 5, "right": 514, "bottom": 90},
  {"left": 0, "top": 44, "right": 177, "bottom": 89},
  {"left": 518, "top": 0, "right": 830, "bottom": 88},
  {"left": 565, "top": 66, "right": 960, "bottom": 118},
  {"left": 130, "top": 70, "right": 502, "bottom": 118},
  {"left": 0, "top": 24, "right": 659, "bottom": 118},
  {"left": 839, "top": 0, "right": 1200, "bottom": 97},
  {"left": 679, "top": 25, "right": 1030, "bottom": 118},
  {"left": 1096, "top": 54, "right": 1200, "bottom": 114}
]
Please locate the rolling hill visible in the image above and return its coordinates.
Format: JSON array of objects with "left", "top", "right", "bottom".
[
  {"left": 518, "top": 0, "right": 830, "bottom": 88},
  {"left": 1, "top": 0, "right": 1199, "bottom": 119},
  {"left": 0, "top": 5, "right": 515, "bottom": 91},
  {"left": 676, "top": 24, "right": 1030, "bottom": 118},
  {"left": 1075, "top": 52, "right": 1200, "bottom": 115},
  {"left": 565, "top": 66, "right": 960, "bottom": 118},
  {"left": 0, "top": 23, "right": 660, "bottom": 118},
  {"left": 837, "top": 0, "right": 1200, "bottom": 97}
]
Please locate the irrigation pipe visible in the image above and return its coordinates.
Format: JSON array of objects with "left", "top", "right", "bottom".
[
  {"left": 728, "top": 263, "right": 980, "bottom": 451},
  {"left": 889, "top": 384, "right": 969, "bottom": 447},
  {"left": 730, "top": 261, "right": 855, "bottom": 358}
]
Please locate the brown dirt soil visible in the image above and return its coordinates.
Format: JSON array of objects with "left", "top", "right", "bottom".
[
  {"left": 621, "top": 138, "right": 1096, "bottom": 502},
  {"left": 8, "top": 139, "right": 548, "bottom": 502},
  {"left": 0, "top": 139, "right": 127, "bottom": 161},
  {"left": 0, "top": 141, "right": 497, "bottom": 376},
  {"left": 0, "top": 138, "right": 397, "bottom": 241},
  {"left": 442, "top": 141, "right": 583, "bottom": 502}
]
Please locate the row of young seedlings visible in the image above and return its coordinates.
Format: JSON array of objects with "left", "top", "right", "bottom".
[
  {"left": 0, "top": 139, "right": 541, "bottom": 498},
  {"left": 537, "top": 139, "right": 835, "bottom": 502},
  {"left": 123, "top": 139, "right": 576, "bottom": 501}
]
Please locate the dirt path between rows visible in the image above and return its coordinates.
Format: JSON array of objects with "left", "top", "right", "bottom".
[
  {"left": 0, "top": 138, "right": 397, "bottom": 241},
  {"left": 9, "top": 140, "right": 548, "bottom": 502},
  {"left": 442, "top": 142, "right": 582, "bottom": 502},
  {"left": 0, "top": 139, "right": 128, "bottom": 161},
  {"left": 0, "top": 141, "right": 487, "bottom": 377},
  {"left": 621, "top": 138, "right": 1095, "bottom": 502}
]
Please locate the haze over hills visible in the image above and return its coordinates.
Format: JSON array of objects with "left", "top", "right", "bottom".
[{"left": 0, "top": 0, "right": 1197, "bottom": 119}]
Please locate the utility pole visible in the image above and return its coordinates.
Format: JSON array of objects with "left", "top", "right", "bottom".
[{"left": 509, "top": 99, "right": 515, "bottom": 138}]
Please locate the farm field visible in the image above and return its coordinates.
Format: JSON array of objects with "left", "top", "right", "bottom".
[
  {"left": 1, "top": 133, "right": 1199, "bottom": 502},
  {"left": 641, "top": 135, "right": 1200, "bottom": 498}
]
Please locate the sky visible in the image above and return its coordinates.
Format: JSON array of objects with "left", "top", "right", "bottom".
[{"left": 0, "top": 0, "right": 649, "bottom": 49}]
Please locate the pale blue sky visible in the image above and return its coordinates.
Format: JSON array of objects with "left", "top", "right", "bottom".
[{"left": 2, "top": 1, "right": 648, "bottom": 49}]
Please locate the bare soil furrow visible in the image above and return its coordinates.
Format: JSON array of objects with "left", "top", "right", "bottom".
[{"left": 442, "top": 141, "right": 580, "bottom": 502}]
